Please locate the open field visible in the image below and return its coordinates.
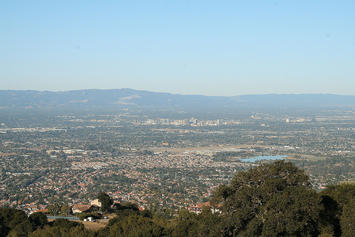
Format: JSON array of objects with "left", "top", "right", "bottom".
[{"left": 78, "top": 220, "right": 106, "bottom": 231}]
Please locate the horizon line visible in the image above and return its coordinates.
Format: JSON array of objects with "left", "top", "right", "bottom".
[{"left": 0, "top": 88, "right": 354, "bottom": 97}]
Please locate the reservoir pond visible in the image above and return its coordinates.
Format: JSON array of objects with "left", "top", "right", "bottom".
[{"left": 240, "top": 155, "right": 287, "bottom": 163}]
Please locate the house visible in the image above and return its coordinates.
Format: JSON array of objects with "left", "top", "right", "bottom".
[
  {"left": 90, "top": 199, "right": 102, "bottom": 208},
  {"left": 188, "top": 202, "right": 205, "bottom": 214},
  {"left": 188, "top": 202, "right": 221, "bottom": 214},
  {"left": 33, "top": 209, "right": 49, "bottom": 214},
  {"left": 72, "top": 204, "right": 92, "bottom": 214}
]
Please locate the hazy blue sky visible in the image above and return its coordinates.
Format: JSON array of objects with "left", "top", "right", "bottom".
[{"left": 1, "top": 0, "right": 354, "bottom": 95}]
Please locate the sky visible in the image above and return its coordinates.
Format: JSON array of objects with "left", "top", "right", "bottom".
[{"left": 0, "top": 0, "right": 354, "bottom": 96}]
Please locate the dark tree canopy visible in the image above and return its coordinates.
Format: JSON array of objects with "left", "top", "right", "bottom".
[
  {"left": 0, "top": 208, "right": 31, "bottom": 237},
  {"left": 29, "top": 212, "right": 48, "bottom": 229},
  {"left": 320, "top": 183, "right": 355, "bottom": 237},
  {"left": 213, "top": 161, "right": 320, "bottom": 236},
  {"left": 30, "top": 219, "right": 95, "bottom": 237},
  {"left": 98, "top": 192, "right": 113, "bottom": 212},
  {"left": 340, "top": 199, "right": 355, "bottom": 237},
  {"left": 321, "top": 183, "right": 355, "bottom": 209},
  {"left": 97, "top": 213, "right": 168, "bottom": 237},
  {"left": 261, "top": 186, "right": 321, "bottom": 236}
]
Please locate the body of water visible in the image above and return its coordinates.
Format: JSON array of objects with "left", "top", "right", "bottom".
[{"left": 240, "top": 155, "right": 287, "bottom": 163}]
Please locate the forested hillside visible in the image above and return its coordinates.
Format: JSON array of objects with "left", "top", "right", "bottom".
[{"left": 1, "top": 89, "right": 354, "bottom": 111}]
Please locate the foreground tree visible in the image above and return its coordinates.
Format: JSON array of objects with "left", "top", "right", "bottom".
[
  {"left": 29, "top": 212, "right": 48, "bottom": 229},
  {"left": 171, "top": 207, "right": 222, "bottom": 237},
  {"left": 30, "top": 219, "right": 95, "bottom": 237},
  {"left": 321, "top": 183, "right": 355, "bottom": 237},
  {"left": 60, "top": 203, "right": 72, "bottom": 216},
  {"left": 98, "top": 192, "right": 113, "bottom": 213},
  {"left": 340, "top": 199, "right": 355, "bottom": 237},
  {"left": 47, "top": 202, "right": 61, "bottom": 216},
  {"left": 213, "top": 161, "right": 321, "bottom": 236},
  {"left": 97, "top": 213, "right": 168, "bottom": 237},
  {"left": 0, "top": 208, "right": 32, "bottom": 237},
  {"left": 261, "top": 186, "right": 321, "bottom": 236}
]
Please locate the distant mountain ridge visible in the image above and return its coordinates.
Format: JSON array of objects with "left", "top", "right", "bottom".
[{"left": 0, "top": 89, "right": 354, "bottom": 110}]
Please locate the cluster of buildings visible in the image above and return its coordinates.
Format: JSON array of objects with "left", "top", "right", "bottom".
[
  {"left": 1, "top": 111, "right": 354, "bottom": 214},
  {"left": 1, "top": 144, "right": 252, "bottom": 212},
  {"left": 137, "top": 118, "right": 224, "bottom": 127}
]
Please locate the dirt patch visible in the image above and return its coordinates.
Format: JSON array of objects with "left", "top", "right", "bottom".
[{"left": 75, "top": 220, "right": 107, "bottom": 231}]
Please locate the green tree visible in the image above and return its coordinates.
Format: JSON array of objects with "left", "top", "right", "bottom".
[
  {"left": 340, "top": 199, "right": 355, "bottom": 237},
  {"left": 321, "top": 183, "right": 355, "bottom": 236},
  {"left": 171, "top": 207, "right": 222, "bottom": 237},
  {"left": 98, "top": 213, "right": 168, "bottom": 237},
  {"left": 321, "top": 183, "right": 355, "bottom": 208},
  {"left": 171, "top": 209, "right": 199, "bottom": 237},
  {"left": 47, "top": 202, "right": 61, "bottom": 216},
  {"left": 0, "top": 208, "right": 31, "bottom": 237},
  {"left": 7, "top": 220, "right": 33, "bottom": 237},
  {"left": 212, "top": 161, "right": 320, "bottom": 236},
  {"left": 98, "top": 192, "right": 113, "bottom": 213},
  {"left": 318, "top": 195, "right": 341, "bottom": 236},
  {"left": 60, "top": 203, "right": 71, "bottom": 216},
  {"left": 29, "top": 212, "right": 48, "bottom": 229},
  {"left": 261, "top": 186, "right": 321, "bottom": 236},
  {"left": 30, "top": 220, "right": 95, "bottom": 237}
]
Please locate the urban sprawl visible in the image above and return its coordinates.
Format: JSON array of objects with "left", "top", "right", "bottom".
[{"left": 0, "top": 108, "right": 354, "bottom": 215}]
